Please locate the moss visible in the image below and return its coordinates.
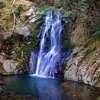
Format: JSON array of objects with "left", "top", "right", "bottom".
[
  {"left": 62, "top": 20, "right": 72, "bottom": 49},
  {"left": 14, "top": 24, "right": 23, "bottom": 30}
]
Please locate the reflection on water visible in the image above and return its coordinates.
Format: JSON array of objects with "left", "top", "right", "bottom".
[{"left": 0, "top": 75, "right": 100, "bottom": 100}]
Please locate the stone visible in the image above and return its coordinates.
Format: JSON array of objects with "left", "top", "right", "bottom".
[
  {"left": 25, "top": 7, "right": 36, "bottom": 17},
  {"left": 2, "top": 60, "right": 18, "bottom": 75},
  {"left": 15, "top": 26, "right": 30, "bottom": 37}
]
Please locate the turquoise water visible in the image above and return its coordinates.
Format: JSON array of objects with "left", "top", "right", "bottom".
[{"left": 0, "top": 75, "right": 100, "bottom": 100}]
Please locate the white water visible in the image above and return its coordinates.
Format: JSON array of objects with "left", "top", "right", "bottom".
[{"left": 30, "top": 11, "right": 64, "bottom": 77}]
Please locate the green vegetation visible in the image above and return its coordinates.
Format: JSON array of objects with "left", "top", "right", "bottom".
[
  {"left": 35, "top": 5, "right": 58, "bottom": 13},
  {"left": 55, "top": 0, "right": 64, "bottom": 6},
  {"left": 14, "top": 24, "right": 23, "bottom": 30},
  {"left": 20, "top": 19, "right": 43, "bottom": 54},
  {"left": 0, "top": 9, "right": 3, "bottom": 14},
  {"left": 62, "top": 11, "right": 72, "bottom": 23},
  {"left": 20, "top": 36, "right": 39, "bottom": 55},
  {"left": 35, "top": 5, "right": 50, "bottom": 12},
  {"left": 92, "top": 26, "right": 100, "bottom": 37},
  {"left": 13, "top": 4, "right": 25, "bottom": 17},
  {"left": 79, "top": 0, "right": 87, "bottom": 15}
]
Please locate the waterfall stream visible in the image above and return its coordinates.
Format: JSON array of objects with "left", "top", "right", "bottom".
[{"left": 30, "top": 10, "right": 71, "bottom": 77}]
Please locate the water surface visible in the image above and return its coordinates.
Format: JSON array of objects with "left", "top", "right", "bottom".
[{"left": 0, "top": 75, "right": 100, "bottom": 100}]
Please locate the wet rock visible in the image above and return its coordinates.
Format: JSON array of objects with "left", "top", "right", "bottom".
[
  {"left": 61, "top": 82, "right": 69, "bottom": 88},
  {"left": 0, "top": 87, "right": 3, "bottom": 92},
  {"left": 55, "top": 71, "right": 64, "bottom": 78},
  {"left": 29, "top": 51, "right": 38, "bottom": 74}
]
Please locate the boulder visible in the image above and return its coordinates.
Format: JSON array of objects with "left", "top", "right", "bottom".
[
  {"left": 0, "top": 60, "right": 18, "bottom": 75},
  {"left": 15, "top": 26, "right": 30, "bottom": 37}
]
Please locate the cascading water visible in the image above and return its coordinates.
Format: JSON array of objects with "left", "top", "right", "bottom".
[{"left": 30, "top": 10, "right": 71, "bottom": 77}]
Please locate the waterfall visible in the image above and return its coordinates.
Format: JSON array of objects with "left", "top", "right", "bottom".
[{"left": 30, "top": 10, "right": 71, "bottom": 77}]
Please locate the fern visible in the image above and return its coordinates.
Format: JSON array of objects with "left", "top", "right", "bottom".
[{"left": 62, "top": 11, "right": 72, "bottom": 23}]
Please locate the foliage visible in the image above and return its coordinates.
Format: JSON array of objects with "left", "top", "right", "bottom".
[
  {"left": 1, "top": 0, "right": 8, "bottom": 6},
  {"left": 0, "top": 0, "right": 13, "bottom": 31},
  {"left": 79, "top": 0, "right": 87, "bottom": 14},
  {"left": 20, "top": 28, "right": 40, "bottom": 55},
  {"left": 92, "top": 26, "right": 100, "bottom": 37},
  {"left": 20, "top": 39, "right": 39, "bottom": 55},
  {"left": 35, "top": 5, "right": 49, "bottom": 12},
  {"left": 13, "top": 4, "right": 25, "bottom": 17},
  {"left": 35, "top": 5, "right": 57, "bottom": 13},
  {"left": 55, "top": 0, "right": 64, "bottom": 6},
  {"left": 62, "top": 11, "right": 72, "bottom": 23},
  {"left": 21, "top": 18, "right": 44, "bottom": 54},
  {"left": 14, "top": 24, "right": 23, "bottom": 30}
]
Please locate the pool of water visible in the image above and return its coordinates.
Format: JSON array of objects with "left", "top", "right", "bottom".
[{"left": 0, "top": 75, "right": 100, "bottom": 100}]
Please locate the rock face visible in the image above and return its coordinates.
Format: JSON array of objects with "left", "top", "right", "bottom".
[{"left": 64, "top": 22, "right": 100, "bottom": 87}]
